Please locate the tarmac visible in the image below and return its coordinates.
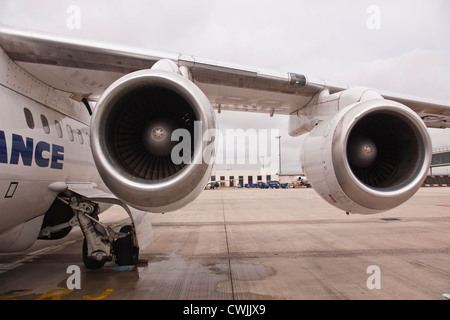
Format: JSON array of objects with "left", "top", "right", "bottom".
[{"left": 0, "top": 187, "right": 449, "bottom": 300}]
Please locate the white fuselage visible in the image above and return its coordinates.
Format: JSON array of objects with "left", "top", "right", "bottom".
[{"left": 0, "top": 48, "right": 106, "bottom": 249}]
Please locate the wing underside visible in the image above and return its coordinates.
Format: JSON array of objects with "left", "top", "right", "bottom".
[{"left": 1, "top": 24, "right": 449, "bottom": 128}]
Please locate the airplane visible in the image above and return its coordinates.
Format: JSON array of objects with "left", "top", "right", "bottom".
[{"left": 0, "top": 25, "right": 449, "bottom": 269}]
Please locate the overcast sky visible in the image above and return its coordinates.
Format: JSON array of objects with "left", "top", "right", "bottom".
[{"left": 1, "top": 0, "right": 449, "bottom": 173}]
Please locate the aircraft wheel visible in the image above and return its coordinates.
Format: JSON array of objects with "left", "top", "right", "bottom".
[{"left": 114, "top": 225, "right": 139, "bottom": 266}]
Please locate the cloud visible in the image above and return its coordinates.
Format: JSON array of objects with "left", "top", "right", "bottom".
[{"left": 341, "top": 49, "right": 450, "bottom": 103}]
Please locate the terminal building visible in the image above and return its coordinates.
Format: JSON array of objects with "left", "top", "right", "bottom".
[
  {"left": 208, "top": 146, "right": 450, "bottom": 188},
  {"left": 423, "top": 146, "right": 450, "bottom": 186},
  {"left": 429, "top": 146, "right": 450, "bottom": 175},
  {"left": 209, "top": 168, "right": 302, "bottom": 188}
]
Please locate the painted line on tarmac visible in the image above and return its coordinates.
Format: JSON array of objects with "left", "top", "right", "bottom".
[{"left": 0, "top": 237, "right": 83, "bottom": 274}]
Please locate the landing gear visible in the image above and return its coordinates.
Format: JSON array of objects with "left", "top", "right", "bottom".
[
  {"left": 55, "top": 193, "right": 140, "bottom": 270},
  {"left": 83, "top": 238, "right": 106, "bottom": 269},
  {"left": 82, "top": 230, "right": 139, "bottom": 269}
]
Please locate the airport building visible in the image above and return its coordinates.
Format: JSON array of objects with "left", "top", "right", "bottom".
[
  {"left": 209, "top": 146, "right": 450, "bottom": 188},
  {"left": 429, "top": 146, "right": 450, "bottom": 175},
  {"left": 209, "top": 167, "right": 303, "bottom": 188}
]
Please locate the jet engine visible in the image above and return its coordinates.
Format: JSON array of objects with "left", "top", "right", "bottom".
[
  {"left": 301, "top": 99, "right": 431, "bottom": 214},
  {"left": 90, "top": 62, "right": 216, "bottom": 213}
]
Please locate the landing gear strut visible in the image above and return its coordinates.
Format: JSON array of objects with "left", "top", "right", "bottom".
[{"left": 59, "top": 193, "right": 140, "bottom": 269}]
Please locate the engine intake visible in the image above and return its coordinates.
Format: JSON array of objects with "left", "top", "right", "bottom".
[
  {"left": 90, "top": 68, "right": 216, "bottom": 212},
  {"left": 301, "top": 99, "right": 431, "bottom": 214}
]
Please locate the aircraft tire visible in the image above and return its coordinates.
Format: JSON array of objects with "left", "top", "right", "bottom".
[{"left": 114, "top": 225, "right": 139, "bottom": 266}]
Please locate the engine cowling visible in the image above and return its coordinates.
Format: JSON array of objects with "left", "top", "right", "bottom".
[
  {"left": 90, "top": 67, "right": 216, "bottom": 213},
  {"left": 301, "top": 99, "right": 431, "bottom": 214}
]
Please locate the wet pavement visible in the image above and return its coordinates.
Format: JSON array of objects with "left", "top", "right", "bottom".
[{"left": 1, "top": 187, "right": 450, "bottom": 300}]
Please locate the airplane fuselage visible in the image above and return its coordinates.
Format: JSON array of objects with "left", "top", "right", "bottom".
[{"left": 0, "top": 48, "right": 105, "bottom": 250}]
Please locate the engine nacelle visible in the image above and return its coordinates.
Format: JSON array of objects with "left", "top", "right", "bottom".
[
  {"left": 301, "top": 99, "right": 431, "bottom": 214},
  {"left": 90, "top": 66, "right": 216, "bottom": 212}
]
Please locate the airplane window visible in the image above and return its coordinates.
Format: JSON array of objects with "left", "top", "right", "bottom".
[
  {"left": 66, "top": 124, "right": 74, "bottom": 142},
  {"left": 41, "top": 115, "right": 50, "bottom": 134},
  {"left": 55, "top": 120, "right": 63, "bottom": 138},
  {"left": 23, "top": 108, "right": 34, "bottom": 129},
  {"left": 77, "top": 129, "right": 84, "bottom": 144}
]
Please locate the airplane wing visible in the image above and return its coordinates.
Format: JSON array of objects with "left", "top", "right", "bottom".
[
  {"left": 1, "top": 24, "right": 449, "bottom": 128},
  {"left": 1, "top": 24, "right": 450, "bottom": 217}
]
